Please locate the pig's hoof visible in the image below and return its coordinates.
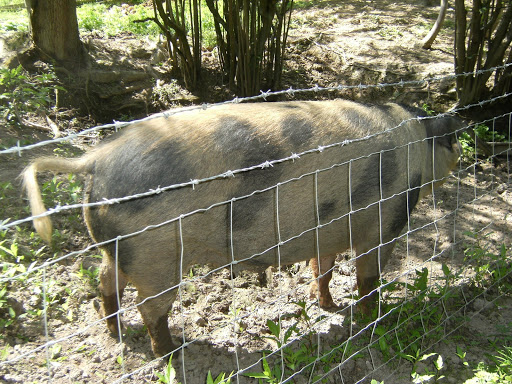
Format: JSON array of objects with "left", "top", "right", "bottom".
[
  {"left": 319, "top": 296, "right": 337, "bottom": 309},
  {"left": 152, "top": 339, "right": 176, "bottom": 358},
  {"left": 106, "top": 316, "right": 124, "bottom": 336},
  {"left": 309, "top": 282, "right": 319, "bottom": 300},
  {"left": 310, "top": 287, "right": 337, "bottom": 308}
]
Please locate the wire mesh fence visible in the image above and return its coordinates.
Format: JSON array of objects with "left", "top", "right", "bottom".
[{"left": 0, "top": 71, "right": 511, "bottom": 383}]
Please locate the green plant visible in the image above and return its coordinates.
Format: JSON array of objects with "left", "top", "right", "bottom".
[
  {"left": 0, "top": 6, "right": 28, "bottom": 33},
  {"left": 465, "top": 346, "right": 512, "bottom": 383},
  {"left": 456, "top": 346, "right": 470, "bottom": 367},
  {"left": 0, "top": 285, "right": 16, "bottom": 330},
  {"left": 410, "top": 353, "right": 445, "bottom": 383},
  {"left": 489, "top": 346, "right": 512, "bottom": 379},
  {"left": 77, "top": 3, "right": 160, "bottom": 37},
  {"left": 464, "top": 232, "right": 511, "bottom": 292},
  {"left": 156, "top": 354, "right": 178, "bottom": 384},
  {"left": 206, "top": 370, "right": 233, "bottom": 384},
  {"left": 47, "top": 344, "right": 67, "bottom": 362},
  {"left": 246, "top": 301, "right": 331, "bottom": 383},
  {"left": 246, "top": 354, "right": 281, "bottom": 384},
  {"left": 459, "top": 124, "right": 508, "bottom": 160},
  {"left": 422, "top": 104, "right": 436, "bottom": 116},
  {"left": 0, "top": 344, "right": 10, "bottom": 360},
  {"left": 74, "top": 262, "right": 100, "bottom": 288},
  {"left": 0, "top": 65, "right": 64, "bottom": 127}
]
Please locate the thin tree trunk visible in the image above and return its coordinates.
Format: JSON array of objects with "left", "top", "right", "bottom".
[{"left": 421, "top": 0, "right": 448, "bottom": 49}]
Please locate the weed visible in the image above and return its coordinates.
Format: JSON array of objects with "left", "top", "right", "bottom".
[
  {"left": 0, "top": 181, "right": 13, "bottom": 199},
  {"left": 0, "top": 6, "right": 28, "bottom": 33},
  {"left": 456, "top": 345, "right": 470, "bottom": 367},
  {"left": 0, "top": 344, "right": 9, "bottom": 360},
  {"left": 459, "top": 124, "right": 508, "bottom": 160},
  {"left": 48, "top": 344, "right": 66, "bottom": 362},
  {"left": 464, "top": 231, "right": 511, "bottom": 292},
  {"left": 156, "top": 354, "right": 177, "bottom": 384},
  {"left": 206, "top": 370, "right": 233, "bottom": 384},
  {"left": 466, "top": 346, "right": 512, "bottom": 383},
  {"left": 410, "top": 353, "right": 445, "bottom": 383},
  {"left": 422, "top": 104, "right": 436, "bottom": 116},
  {"left": 0, "top": 65, "right": 64, "bottom": 127},
  {"left": 0, "top": 285, "right": 16, "bottom": 330},
  {"left": 246, "top": 301, "right": 333, "bottom": 382},
  {"left": 77, "top": 3, "right": 159, "bottom": 37},
  {"left": 74, "top": 262, "right": 100, "bottom": 288}
]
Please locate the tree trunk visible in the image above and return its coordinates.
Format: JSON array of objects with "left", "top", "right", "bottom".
[
  {"left": 454, "top": 0, "right": 512, "bottom": 106},
  {"left": 421, "top": 0, "right": 448, "bottom": 49},
  {"left": 25, "top": 0, "right": 85, "bottom": 70}
]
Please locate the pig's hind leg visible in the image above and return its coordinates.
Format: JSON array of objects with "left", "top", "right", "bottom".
[
  {"left": 309, "top": 255, "right": 337, "bottom": 308},
  {"left": 98, "top": 250, "right": 128, "bottom": 335},
  {"left": 135, "top": 284, "right": 176, "bottom": 357}
]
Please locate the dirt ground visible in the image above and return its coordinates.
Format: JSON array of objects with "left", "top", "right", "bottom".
[{"left": 1, "top": 1, "right": 512, "bottom": 383}]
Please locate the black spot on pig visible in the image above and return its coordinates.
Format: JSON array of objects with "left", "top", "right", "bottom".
[
  {"left": 387, "top": 173, "right": 422, "bottom": 235},
  {"left": 318, "top": 200, "right": 337, "bottom": 223},
  {"left": 89, "top": 136, "right": 190, "bottom": 213},
  {"left": 214, "top": 118, "right": 285, "bottom": 231},
  {"left": 407, "top": 173, "right": 422, "bottom": 215},
  {"left": 351, "top": 149, "right": 398, "bottom": 210}
]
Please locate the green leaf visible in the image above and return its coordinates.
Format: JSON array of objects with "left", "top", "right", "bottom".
[
  {"left": 266, "top": 319, "right": 280, "bottom": 339},
  {"left": 434, "top": 354, "right": 443, "bottom": 370},
  {"left": 442, "top": 263, "right": 450, "bottom": 277},
  {"left": 418, "top": 352, "right": 437, "bottom": 362}
]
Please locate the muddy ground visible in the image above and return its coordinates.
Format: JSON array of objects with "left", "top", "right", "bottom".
[{"left": 1, "top": 0, "right": 512, "bottom": 383}]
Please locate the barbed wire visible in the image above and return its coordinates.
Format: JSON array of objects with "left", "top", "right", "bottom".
[
  {"left": 1, "top": 92, "right": 511, "bottom": 235},
  {"left": 1, "top": 62, "right": 511, "bottom": 157},
  {"left": 0, "top": 113, "right": 492, "bottom": 283},
  {"left": 1, "top": 108, "right": 510, "bottom": 286}
]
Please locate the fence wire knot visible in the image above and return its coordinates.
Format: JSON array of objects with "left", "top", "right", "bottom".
[
  {"left": 190, "top": 179, "right": 200, "bottom": 189},
  {"left": 114, "top": 120, "right": 122, "bottom": 132},
  {"left": 103, "top": 197, "right": 120, "bottom": 204},
  {"left": 317, "top": 145, "right": 325, "bottom": 152},
  {"left": 260, "top": 90, "right": 271, "bottom": 100},
  {"left": 290, "top": 153, "right": 300, "bottom": 161},
  {"left": 223, "top": 170, "right": 235, "bottom": 178},
  {"left": 260, "top": 161, "right": 273, "bottom": 169}
]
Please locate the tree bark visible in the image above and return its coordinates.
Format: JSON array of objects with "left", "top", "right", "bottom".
[{"left": 25, "top": 0, "right": 85, "bottom": 70}]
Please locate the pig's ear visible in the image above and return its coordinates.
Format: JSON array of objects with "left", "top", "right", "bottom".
[{"left": 424, "top": 115, "right": 463, "bottom": 149}]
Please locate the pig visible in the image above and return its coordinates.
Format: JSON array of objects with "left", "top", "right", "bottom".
[{"left": 22, "top": 100, "right": 461, "bottom": 357}]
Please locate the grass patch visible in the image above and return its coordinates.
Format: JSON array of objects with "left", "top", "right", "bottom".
[
  {"left": 77, "top": 3, "right": 159, "bottom": 37},
  {"left": 0, "top": 7, "right": 28, "bottom": 33}
]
